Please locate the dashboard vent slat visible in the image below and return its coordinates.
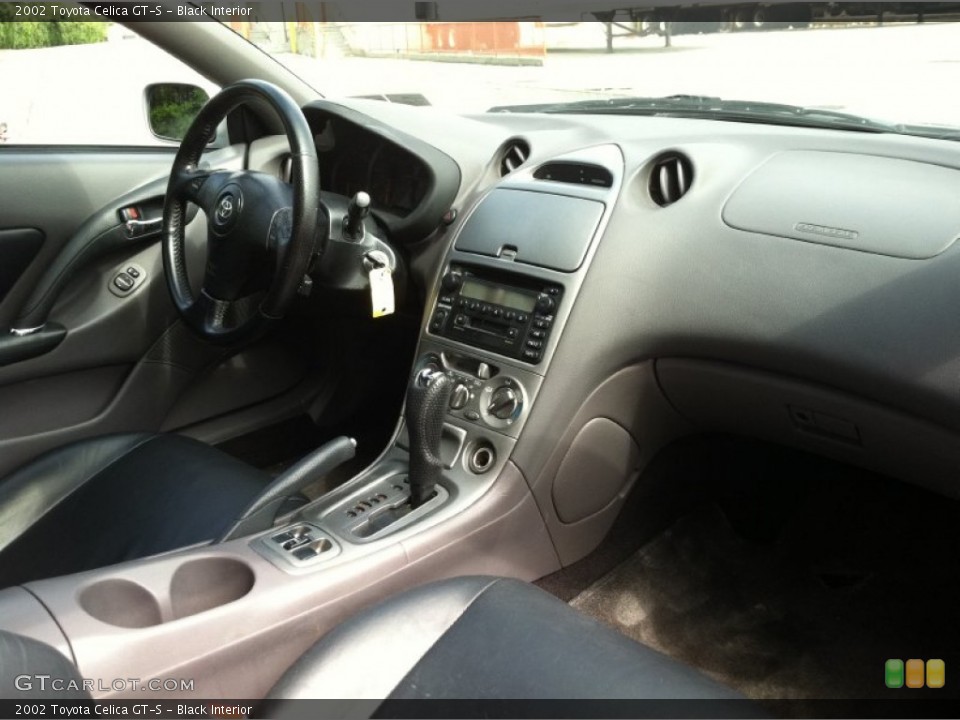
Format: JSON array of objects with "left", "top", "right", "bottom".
[
  {"left": 650, "top": 153, "right": 694, "bottom": 207},
  {"left": 500, "top": 139, "right": 530, "bottom": 176}
]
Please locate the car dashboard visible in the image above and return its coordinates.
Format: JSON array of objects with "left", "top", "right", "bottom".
[{"left": 306, "top": 95, "right": 960, "bottom": 507}]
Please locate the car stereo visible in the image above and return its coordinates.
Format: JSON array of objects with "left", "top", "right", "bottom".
[{"left": 427, "top": 264, "right": 563, "bottom": 365}]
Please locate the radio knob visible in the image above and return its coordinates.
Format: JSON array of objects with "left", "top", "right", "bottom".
[
  {"left": 488, "top": 386, "right": 520, "bottom": 420},
  {"left": 536, "top": 294, "right": 556, "bottom": 313},
  {"left": 449, "top": 383, "right": 470, "bottom": 410},
  {"left": 441, "top": 271, "right": 464, "bottom": 293}
]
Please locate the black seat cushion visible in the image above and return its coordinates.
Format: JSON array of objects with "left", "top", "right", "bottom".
[
  {"left": 269, "top": 576, "right": 744, "bottom": 701},
  {"left": 0, "top": 433, "right": 270, "bottom": 588}
]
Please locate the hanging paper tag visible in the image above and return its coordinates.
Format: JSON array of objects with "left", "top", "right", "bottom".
[{"left": 369, "top": 266, "right": 395, "bottom": 318}]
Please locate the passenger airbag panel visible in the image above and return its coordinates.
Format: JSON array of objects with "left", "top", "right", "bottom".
[{"left": 722, "top": 150, "right": 960, "bottom": 258}]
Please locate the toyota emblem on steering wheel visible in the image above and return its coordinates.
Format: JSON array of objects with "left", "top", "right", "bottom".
[
  {"left": 216, "top": 196, "right": 234, "bottom": 222},
  {"left": 211, "top": 186, "right": 242, "bottom": 234}
]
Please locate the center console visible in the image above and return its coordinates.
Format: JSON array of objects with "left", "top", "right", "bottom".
[{"left": 254, "top": 143, "right": 625, "bottom": 572}]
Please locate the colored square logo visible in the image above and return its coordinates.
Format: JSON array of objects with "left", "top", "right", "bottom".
[
  {"left": 927, "top": 659, "right": 946, "bottom": 689},
  {"left": 906, "top": 659, "right": 925, "bottom": 688},
  {"left": 885, "top": 659, "right": 904, "bottom": 688}
]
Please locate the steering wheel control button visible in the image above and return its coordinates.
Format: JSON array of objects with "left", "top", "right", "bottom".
[
  {"left": 211, "top": 185, "right": 243, "bottom": 235},
  {"left": 109, "top": 264, "right": 146, "bottom": 298}
]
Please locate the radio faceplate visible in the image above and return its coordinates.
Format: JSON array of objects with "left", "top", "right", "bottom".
[{"left": 428, "top": 264, "right": 563, "bottom": 365}]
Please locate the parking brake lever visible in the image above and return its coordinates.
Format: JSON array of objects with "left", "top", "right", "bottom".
[
  {"left": 217, "top": 435, "right": 357, "bottom": 543},
  {"left": 405, "top": 370, "right": 454, "bottom": 508}
]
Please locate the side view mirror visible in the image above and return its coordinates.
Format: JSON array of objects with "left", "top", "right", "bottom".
[{"left": 145, "top": 83, "right": 209, "bottom": 142}]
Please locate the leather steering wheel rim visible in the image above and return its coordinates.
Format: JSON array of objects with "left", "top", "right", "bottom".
[{"left": 162, "top": 79, "right": 320, "bottom": 344}]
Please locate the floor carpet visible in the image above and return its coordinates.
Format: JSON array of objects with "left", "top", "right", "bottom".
[{"left": 564, "top": 436, "right": 960, "bottom": 702}]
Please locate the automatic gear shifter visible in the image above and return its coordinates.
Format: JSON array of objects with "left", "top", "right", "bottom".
[{"left": 405, "top": 370, "right": 454, "bottom": 508}]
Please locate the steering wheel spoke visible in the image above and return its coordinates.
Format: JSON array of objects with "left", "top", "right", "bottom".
[
  {"left": 170, "top": 167, "right": 230, "bottom": 211},
  {"left": 186, "top": 291, "right": 265, "bottom": 342},
  {"left": 162, "top": 80, "right": 322, "bottom": 345}
]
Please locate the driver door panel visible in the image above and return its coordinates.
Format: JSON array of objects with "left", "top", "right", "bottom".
[
  {"left": 0, "top": 148, "right": 216, "bottom": 477},
  {"left": 0, "top": 150, "right": 178, "bottom": 327}
]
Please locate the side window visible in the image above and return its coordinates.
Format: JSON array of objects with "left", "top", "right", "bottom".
[{"left": 0, "top": 5, "right": 217, "bottom": 145}]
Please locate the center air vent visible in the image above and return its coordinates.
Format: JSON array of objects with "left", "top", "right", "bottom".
[
  {"left": 500, "top": 139, "right": 530, "bottom": 176},
  {"left": 534, "top": 162, "right": 613, "bottom": 188},
  {"left": 649, "top": 153, "right": 693, "bottom": 207}
]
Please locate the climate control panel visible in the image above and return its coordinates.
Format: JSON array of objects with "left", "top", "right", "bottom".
[{"left": 416, "top": 350, "right": 531, "bottom": 435}]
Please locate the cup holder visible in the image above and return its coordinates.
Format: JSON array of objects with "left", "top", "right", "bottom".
[
  {"left": 79, "top": 558, "right": 255, "bottom": 628},
  {"left": 79, "top": 579, "right": 163, "bottom": 628},
  {"left": 169, "top": 557, "right": 254, "bottom": 620}
]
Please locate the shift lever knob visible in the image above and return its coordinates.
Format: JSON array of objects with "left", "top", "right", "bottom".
[{"left": 405, "top": 370, "right": 454, "bottom": 508}]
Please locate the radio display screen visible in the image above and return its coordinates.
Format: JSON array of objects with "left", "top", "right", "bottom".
[{"left": 461, "top": 278, "right": 536, "bottom": 313}]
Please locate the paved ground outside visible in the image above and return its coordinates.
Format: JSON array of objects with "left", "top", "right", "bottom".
[{"left": 2, "top": 21, "right": 960, "bottom": 145}]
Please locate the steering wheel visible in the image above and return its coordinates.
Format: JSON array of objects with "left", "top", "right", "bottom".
[{"left": 162, "top": 79, "right": 321, "bottom": 343}]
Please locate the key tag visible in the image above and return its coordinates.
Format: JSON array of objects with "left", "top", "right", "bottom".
[{"left": 364, "top": 251, "right": 395, "bottom": 318}]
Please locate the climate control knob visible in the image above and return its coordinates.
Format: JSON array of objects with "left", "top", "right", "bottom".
[
  {"left": 487, "top": 386, "right": 520, "bottom": 420},
  {"left": 449, "top": 383, "right": 470, "bottom": 410}
]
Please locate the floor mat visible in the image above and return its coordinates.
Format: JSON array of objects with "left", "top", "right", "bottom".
[{"left": 569, "top": 441, "right": 960, "bottom": 701}]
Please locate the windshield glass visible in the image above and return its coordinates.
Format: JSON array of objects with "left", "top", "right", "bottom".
[
  {"left": 2, "top": 3, "right": 959, "bottom": 144},
  {"left": 237, "top": 6, "right": 960, "bottom": 135}
]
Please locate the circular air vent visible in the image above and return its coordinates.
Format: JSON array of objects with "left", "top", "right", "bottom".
[
  {"left": 499, "top": 139, "right": 530, "bottom": 176},
  {"left": 649, "top": 153, "right": 694, "bottom": 207}
]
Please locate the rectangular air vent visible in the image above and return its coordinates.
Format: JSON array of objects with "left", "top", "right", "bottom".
[{"left": 533, "top": 162, "right": 613, "bottom": 188}]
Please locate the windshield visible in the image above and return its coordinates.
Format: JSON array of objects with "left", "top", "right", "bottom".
[
  {"left": 240, "top": 6, "right": 960, "bottom": 136},
  {"left": 2, "top": 3, "right": 959, "bottom": 144}
]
